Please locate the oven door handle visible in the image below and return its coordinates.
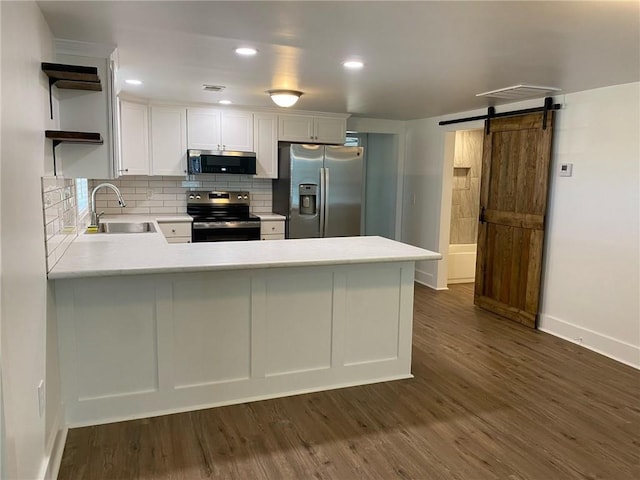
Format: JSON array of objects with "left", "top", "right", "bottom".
[{"left": 193, "top": 221, "right": 261, "bottom": 229}]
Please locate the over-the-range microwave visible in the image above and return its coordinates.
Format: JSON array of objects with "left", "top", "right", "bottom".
[{"left": 187, "top": 149, "right": 257, "bottom": 175}]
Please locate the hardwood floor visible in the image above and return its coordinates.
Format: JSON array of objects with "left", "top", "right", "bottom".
[{"left": 58, "top": 283, "right": 640, "bottom": 479}]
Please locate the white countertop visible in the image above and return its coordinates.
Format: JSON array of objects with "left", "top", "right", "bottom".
[
  {"left": 48, "top": 217, "right": 441, "bottom": 280},
  {"left": 153, "top": 214, "right": 193, "bottom": 223},
  {"left": 254, "top": 213, "right": 286, "bottom": 221}
]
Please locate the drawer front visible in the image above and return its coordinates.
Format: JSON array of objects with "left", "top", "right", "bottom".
[
  {"left": 158, "top": 222, "right": 192, "bottom": 238},
  {"left": 260, "top": 220, "right": 285, "bottom": 235},
  {"left": 166, "top": 236, "right": 192, "bottom": 244},
  {"left": 261, "top": 233, "right": 285, "bottom": 240}
]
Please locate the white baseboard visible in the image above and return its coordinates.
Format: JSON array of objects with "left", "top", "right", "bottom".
[
  {"left": 44, "top": 426, "right": 68, "bottom": 480},
  {"left": 539, "top": 313, "right": 640, "bottom": 369},
  {"left": 415, "top": 269, "right": 443, "bottom": 289},
  {"left": 39, "top": 405, "right": 68, "bottom": 480}
]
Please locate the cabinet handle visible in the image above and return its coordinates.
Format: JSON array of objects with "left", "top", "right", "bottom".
[
  {"left": 171, "top": 229, "right": 176, "bottom": 233},
  {"left": 118, "top": 168, "right": 129, "bottom": 173}
]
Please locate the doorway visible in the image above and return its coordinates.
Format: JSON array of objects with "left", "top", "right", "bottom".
[
  {"left": 346, "top": 132, "right": 398, "bottom": 239},
  {"left": 446, "top": 129, "right": 483, "bottom": 285}
]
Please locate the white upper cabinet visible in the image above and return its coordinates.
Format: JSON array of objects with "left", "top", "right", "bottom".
[
  {"left": 278, "top": 114, "right": 314, "bottom": 142},
  {"left": 221, "top": 111, "right": 254, "bottom": 151},
  {"left": 253, "top": 112, "right": 278, "bottom": 179},
  {"left": 119, "top": 100, "right": 150, "bottom": 176},
  {"left": 187, "top": 108, "right": 253, "bottom": 152},
  {"left": 278, "top": 114, "right": 347, "bottom": 144},
  {"left": 186, "top": 108, "right": 221, "bottom": 150},
  {"left": 314, "top": 117, "right": 347, "bottom": 144},
  {"left": 150, "top": 106, "right": 188, "bottom": 176}
]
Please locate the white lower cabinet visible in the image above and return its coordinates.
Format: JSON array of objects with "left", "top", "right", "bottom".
[
  {"left": 54, "top": 261, "right": 416, "bottom": 425},
  {"left": 158, "top": 221, "right": 192, "bottom": 243},
  {"left": 260, "top": 218, "right": 285, "bottom": 240}
]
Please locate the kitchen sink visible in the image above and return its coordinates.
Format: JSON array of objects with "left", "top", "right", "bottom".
[{"left": 88, "top": 222, "right": 157, "bottom": 234}]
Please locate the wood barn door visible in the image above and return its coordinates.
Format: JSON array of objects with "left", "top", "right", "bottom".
[{"left": 474, "top": 112, "right": 554, "bottom": 328}]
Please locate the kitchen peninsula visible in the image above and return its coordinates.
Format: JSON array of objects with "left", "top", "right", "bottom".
[{"left": 50, "top": 224, "right": 441, "bottom": 426}]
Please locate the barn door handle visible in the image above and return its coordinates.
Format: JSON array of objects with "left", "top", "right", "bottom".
[{"left": 479, "top": 206, "right": 486, "bottom": 223}]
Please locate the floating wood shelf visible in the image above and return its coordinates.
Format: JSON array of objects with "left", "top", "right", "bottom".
[
  {"left": 42, "top": 62, "right": 102, "bottom": 118},
  {"left": 41, "top": 62, "right": 102, "bottom": 89},
  {"left": 45, "top": 130, "right": 103, "bottom": 176},
  {"left": 45, "top": 130, "right": 103, "bottom": 146}
]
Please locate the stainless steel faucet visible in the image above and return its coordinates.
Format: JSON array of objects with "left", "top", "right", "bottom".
[{"left": 90, "top": 183, "right": 127, "bottom": 226}]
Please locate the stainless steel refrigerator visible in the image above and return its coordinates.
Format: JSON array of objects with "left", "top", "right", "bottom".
[{"left": 273, "top": 144, "right": 364, "bottom": 238}]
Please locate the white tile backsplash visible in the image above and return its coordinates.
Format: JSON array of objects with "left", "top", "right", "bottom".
[
  {"left": 41, "top": 174, "right": 274, "bottom": 273},
  {"left": 89, "top": 175, "right": 273, "bottom": 214},
  {"left": 41, "top": 176, "right": 80, "bottom": 272}
]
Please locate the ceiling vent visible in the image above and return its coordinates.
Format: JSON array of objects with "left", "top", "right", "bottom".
[
  {"left": 202, "top": 84, "right": 226, "bottom": 92},
  {"left": 476, "top": 84, "right": 561, "bottom": 100}
]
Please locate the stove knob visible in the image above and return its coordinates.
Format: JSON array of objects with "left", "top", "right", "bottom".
[
  {"left": 189, "top": 194, "right": 195, "bottom": 199},
  {"left": 237, "top": 194, "right": 242, "bottom": 200},
  {"left": 244, "top": 194, "right": 248, "bottom": 199},
  {"left": 196, "top": 194, "right": 201, "bottom": 200}
]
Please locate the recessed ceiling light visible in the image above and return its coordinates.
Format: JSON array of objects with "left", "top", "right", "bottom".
[
  {"left": 235, "top": 47, "right": 258, "bottom": 56},
  {"left": 219, "top": 100, "right": 232, "bottom": 105},
  {"left": 125, "top": 79, "right": 143, "bottom": 85},
  {"left": 343, "top": 60, "right": 364, "bottom": 70}
]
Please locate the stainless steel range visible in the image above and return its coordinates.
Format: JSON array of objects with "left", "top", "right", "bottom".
[{"left": 187, "top": 191, "right": 261, "bottom": 242}]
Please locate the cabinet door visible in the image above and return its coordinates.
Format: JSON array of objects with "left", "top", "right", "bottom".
[
  {"left": 119, "top": 100, "right": 150, "bottom": 175},
  {"left": 314, "top": 117, "right": 347, "bottom": 144},
  {"left": 253, "top": 113, "right": 278, "bottom": 178},
  {"left": 221, "top": 111, "right": 253, "bottom": 151},
  {"left": 278, "top": 114, "right": 315, "bottom": 142},
  {"left": 187, "top": 108, "right": 221, "bottom": 150},
  {"left": 150, "top": 106, "right": 187, "bottom": 176}
]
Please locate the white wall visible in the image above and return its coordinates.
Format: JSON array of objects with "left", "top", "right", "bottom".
[
  {"left": 538, "top": 83, "right": 640, "bottom": 368},
  {"left": 403, "top": 83, "right": 640, "bottom": 368},
  {"left": 1, "top": 2, "right": 62, "bottom": 478}
]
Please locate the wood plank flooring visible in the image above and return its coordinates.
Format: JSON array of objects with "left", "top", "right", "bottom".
[{"left": 57, "top": 283, "right": 640, "bottom": 480}]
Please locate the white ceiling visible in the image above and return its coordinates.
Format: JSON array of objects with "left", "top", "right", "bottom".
[{"left": 38, "top": 1, "right": 640, "bottom": 121}]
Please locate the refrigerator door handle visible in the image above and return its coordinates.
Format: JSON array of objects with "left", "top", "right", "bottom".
[
  {"left": 319, "top": 167, "right": 326, "bottom": 236},
  {"left": 324, "top": 166, "right": 329, "bottom": 236}
]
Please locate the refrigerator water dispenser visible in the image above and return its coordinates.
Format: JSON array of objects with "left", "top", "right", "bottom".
[{"left": 299, "top": 184, "right": 317, "bottom": 215}]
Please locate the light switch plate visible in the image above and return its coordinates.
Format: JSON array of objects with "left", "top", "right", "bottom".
[{"left": 559, "top": 163, "right": 573, "bottom": 177}]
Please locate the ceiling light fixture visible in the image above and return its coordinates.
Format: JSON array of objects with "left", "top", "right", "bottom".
[
  {"left": 343, "top": 60, "right": 364, "bottom": 70},
  {"left": 267, "top": 89, "right": 303, "bottom": 108},
  {"left": 219, "top": 100, "right": 232, "bottom": 105},
  {"left": 125, "top": 79, "right": 143, "bottom": 85},
  {"left": 235, "top": 47, "right": 257, "bottom": 56}
]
